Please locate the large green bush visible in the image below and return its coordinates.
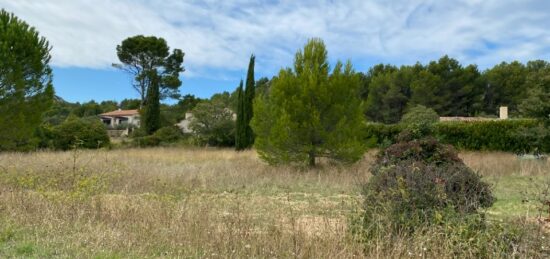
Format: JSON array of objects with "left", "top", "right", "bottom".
[{"left": 51, "top": 119, "right": 110, "bottom": 150}]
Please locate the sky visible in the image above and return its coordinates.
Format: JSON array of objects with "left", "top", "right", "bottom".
[{"left": 2, "top": 0, "right": 550, "bottom": 103}]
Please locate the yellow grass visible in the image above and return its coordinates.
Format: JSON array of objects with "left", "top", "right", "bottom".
[{"left": 0, "top": 148, "right": 548, "bottom": 258}]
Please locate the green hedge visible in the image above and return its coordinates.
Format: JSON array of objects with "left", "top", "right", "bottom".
[
  {"left": 364, "top": 123, "right": 403, "bottom": 148},
  {"left": 365, "top": 120, "right": 549, "bottom": 153}
]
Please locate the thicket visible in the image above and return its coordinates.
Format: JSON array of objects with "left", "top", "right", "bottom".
[
  {"left": 356, "top": 135, "right": 546, "bottom": 257},
  {"left": 365, "top": 119, "right": 549, "bottom": 153},
  {"left": 132, "top": 126, "right": 185, "bottom": 147},
  {"left": 37, "top": 118, "right": 110, "bottom": 150}
]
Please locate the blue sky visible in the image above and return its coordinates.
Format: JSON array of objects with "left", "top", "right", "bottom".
[{"left": 2, "top": 0, "right": 550, "bottom": 103}]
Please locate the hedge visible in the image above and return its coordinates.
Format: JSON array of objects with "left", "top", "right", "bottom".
[{"left": 365, "top": 120, "right": 549, "bottom": 153}]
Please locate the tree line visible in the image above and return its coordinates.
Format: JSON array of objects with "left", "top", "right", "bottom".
[
  {"left": 360, "top": 57, "right": 550, "bottom": 124},
  {"left": 1, "top": 9, "right": 548, "bottom": 164}
]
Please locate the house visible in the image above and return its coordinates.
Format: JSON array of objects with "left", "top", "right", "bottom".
[
  {"left": 176, "top": 112, "right": 194, "bottom": 133},
  {"left": 99, "top": 109, "right": 140, "bottom": 129}
]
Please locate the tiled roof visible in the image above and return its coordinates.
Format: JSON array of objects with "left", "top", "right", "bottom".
[{"left": 100, "top": 109, "right": 139, "bottom": 117}]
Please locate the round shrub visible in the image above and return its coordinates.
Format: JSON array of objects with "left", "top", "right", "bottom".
[
  {"left": 362, "top": 137, "right": 494, "bottom": 234},
  {"left": 400, "top": 105, "right": 439, "bottom": 126},
  {"left": 52, "top": 119, "right": 110, "bottom": 150}
]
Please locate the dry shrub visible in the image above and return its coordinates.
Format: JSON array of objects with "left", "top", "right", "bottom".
[{"left": 357, "top": 137, "right": 548, "bottom": 258}]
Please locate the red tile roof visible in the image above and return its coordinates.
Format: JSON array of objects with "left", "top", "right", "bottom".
[{"left": 100, "top": 109, "right": 139, "bottom": 117}]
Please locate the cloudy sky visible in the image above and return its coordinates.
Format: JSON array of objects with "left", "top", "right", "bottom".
[{"left": 2, "top": 0, "right": 550, "bottom": 102}]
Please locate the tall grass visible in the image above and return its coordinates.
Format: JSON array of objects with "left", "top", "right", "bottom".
[{"left": 0, "top": 148, "right": 548, "bottom": 258}]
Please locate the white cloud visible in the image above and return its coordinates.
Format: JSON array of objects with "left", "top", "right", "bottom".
[{"left": 1, "top": 0, "right": 549, "bottom": 78}]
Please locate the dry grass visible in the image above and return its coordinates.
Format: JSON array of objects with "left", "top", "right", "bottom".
[{"left": 0, "top": 147, "right": 548, "bottom": 258}]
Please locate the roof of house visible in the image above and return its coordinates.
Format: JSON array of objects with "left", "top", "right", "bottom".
[{"left": 100, "top": 109, "right": 139, "bottom": 117}]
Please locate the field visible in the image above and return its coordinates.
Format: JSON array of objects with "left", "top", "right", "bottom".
[{"left": 0, "top": 148, "right": 548, "bottom": 258}]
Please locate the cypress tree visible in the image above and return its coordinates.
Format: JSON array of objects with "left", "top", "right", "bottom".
[
  {"left": 243, "top": 55, "right": 256, "bottom": 147},
  {"left": 142, "top": 70, "right": 161, "bottom": 135},
  {"left": 235, "top": 80, "right": 246, "bottom": 150}
]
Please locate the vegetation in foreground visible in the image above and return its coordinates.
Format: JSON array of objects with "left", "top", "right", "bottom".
[{"left": 0, "top": 148, "right": 548, "bottom": 258}]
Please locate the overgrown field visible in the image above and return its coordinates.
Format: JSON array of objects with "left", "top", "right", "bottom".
[{"left": 0, "top": 148, "right": 548, "bottom": 258}]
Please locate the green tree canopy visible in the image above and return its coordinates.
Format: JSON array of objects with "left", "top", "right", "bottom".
[
  {"left": 519, "top": 64, "right": 550, "bottom": 125},
  {"left": 481, "top": 61, "right": 527, "bottom": 114},
  {"left": 251, "top": 38, "right": 366, "bottom": 166},
  {"left": 0, "top": 9, "right": 54, "bottom": 150},
  {"left": 364, "top": 70, "right": 410, "bottom": 124},
  {"left": 114, "top": 35, "right": 184, "bottom": 107},
  {"left": 189, "top": 99, "right": 235, "bottom": 147}
]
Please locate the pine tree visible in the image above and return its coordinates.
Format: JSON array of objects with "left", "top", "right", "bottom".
[
  {"left": 0, "top": 9, "right": 54, "bottom": 151},
  {"left": 243, "top": 55, "right": 256, "bottom": 148},
  {"left": 251, "top": 38, "right": 366, "bottom": 166},
  {"left": 235, "top": 80, "right": 246, "bottom": 150},
  {"left": 142, "top": 70, "right": 161, "bottom": 135}
]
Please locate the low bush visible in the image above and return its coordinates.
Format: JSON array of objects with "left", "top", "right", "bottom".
[
  {"left": 50, "top": 119, "right": 110, "bottom": 150},
  {"left": 400, "top": 105, "right": 439, "bottom": 126},
  {"left": 134, "top": 135, "right": 161, "bottom": 147},
  {"left": 132, "top": 126, "right": 184, "bottom": 147},
  {"left": 153, "top": 126, "right": 183, "bottom": 143}
]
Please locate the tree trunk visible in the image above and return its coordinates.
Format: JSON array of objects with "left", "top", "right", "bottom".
[{"left": 308, "top": 149, "right": 315, "bottom": 167}]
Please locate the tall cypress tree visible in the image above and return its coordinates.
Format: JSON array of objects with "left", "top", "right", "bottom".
[
  {"left": 142, "top": 70, "right": 161, "bottom": 135},
  {"left": 243, "top": 55, "right": 256, "bottom": 147},
  {"left": 235, "top": 80, "right": 246, "bottom": 150}
]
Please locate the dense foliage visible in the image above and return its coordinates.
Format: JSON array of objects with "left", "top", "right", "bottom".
[
  {"left": 133, "top": 126, "right": 184, "bottom": 147},
  {"left": 361, "top": 58, "right": 550, "bottom": 123},
  {"left": 0, "top": 10, "right": 54, "bottom": 151},
  {"left": 365, "top": 119, "right": 549, "bottom": 153},
  {"left": 114, "top": 35, "right": 185, "bottom": 106},
  {"left": 362, "top": 137, "right": 494, "bottom": 234},
  {"left": 235, "top": 55, "right": 256, "bottom": 150},
  {"left": 252, "top": 38, "right": 366, "bottom": 166},
  {"left": 235, "top": 80, "right": 246, "bottom": 150},
  {"left": 46, "top": 118, "right": 110, "bottom": 150},
  {"left": 519, "top": 64, "right": 550, "bottom": 125},
  {"left": 142, "top": 71, "right": 161, "bottom": 134},
  {"left": 400, "top": 105, "right": 439, "bottom": 126},
  {"left": 189, "top": 100, "right": 235, "bottom": 147},
  {"left": 435, "top": 120, "right": 549, "bottom": 153}
]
